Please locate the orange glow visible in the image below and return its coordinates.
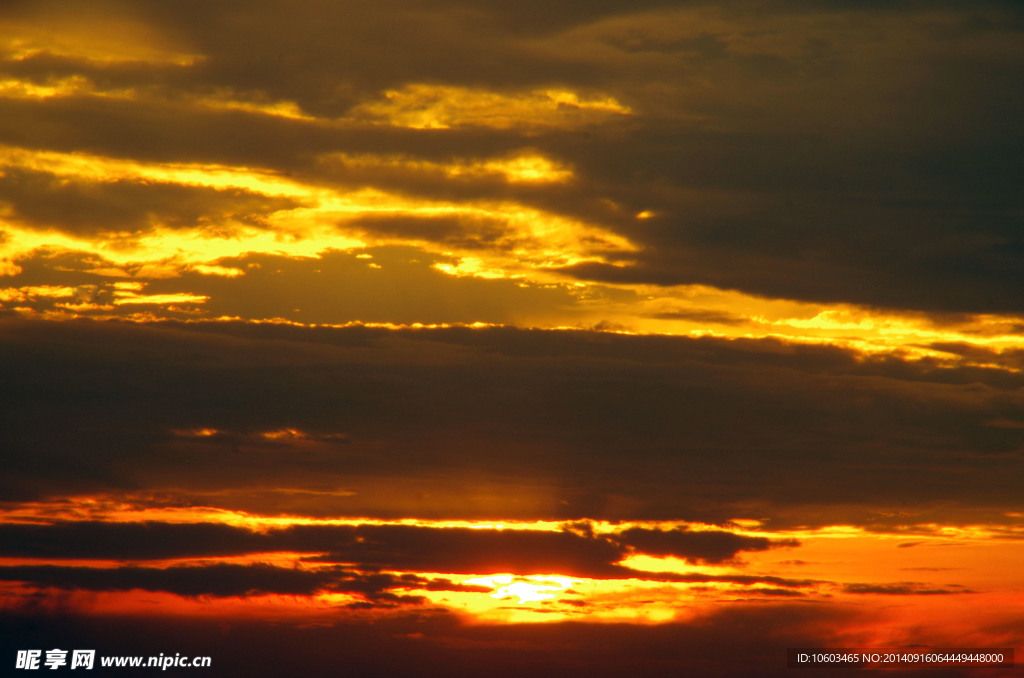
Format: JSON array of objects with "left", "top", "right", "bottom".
[
  {"left": 0, "top": 144, "right": 633, "bottom": 289},
  {"left": 0, "top": 285, "right": 77, "bottom": 301},
  {"left": 1, "top": 495, "right": 1021, "bottom": 630},
  {"left": 351, "top": 84, "right": 631, "bottom": 130},
  {"left": 0, "top": 258, "right": 21, "bottom": 276},
  {"left": 322, "top": 150, "right": 573, "bottom": 184},
  {"left": 260, "top": 428, "right": 309, "bottom": 441},
  {"left": 617, "top": 554, "right": 747, "bottom": 577},
  {"left": 113, "top": 292, "right": 209, "bottom": 306},
  {"left": 172, "top": 428, "right": 222, "bottom": 438},
  {"left": 463, "top": 575, "right": 577, "bottom": 603},
  {"left": 0, "top": 75, "right": 100, "bottom": 100}
]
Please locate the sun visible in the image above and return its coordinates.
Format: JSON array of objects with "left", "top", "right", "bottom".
[{"left": 464, "top": 575, "right": 577, "bottom": 604}]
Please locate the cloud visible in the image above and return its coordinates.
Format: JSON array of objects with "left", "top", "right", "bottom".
[
  {"left": 841, "top": 583, "right": 974, "bottom": 596},
  {"left": 350, "top": 85, "right": 632, "bottom": 130},
  {"left": 2, "top": 318, "right": 1024, "bottom": 524},
  {"left": 0, "top": 518, "right": 827, "bottom": 601},
  {"left": 0, "top": 563, "right": 333, "bottom": 598},
  {"left": 0, "top": 521, "right": 269, "bottom": 560},
  {"left": 0, "top": 519, "right": 631, "bottom": 581},
  {"left": 0, "top": 166, "right": 297, "bottom": 236},
  {"left": 1, "top": 247, "right": 583, "bottom": 324},
  {"left": 4, "top": 0, "right": 1023, "bottom": 316},
  {"left": 0, "top": 562, "right": 451, "bottom": 606},
  {"left": 615, "top": 527, "right": 799, "bottom": 563}
]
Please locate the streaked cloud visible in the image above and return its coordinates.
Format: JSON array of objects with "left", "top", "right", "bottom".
[
  {"left": 350, "top": 85, "right": 631, "bottom": 130},
  {"left": 3, "top": 319, "right": 1023, "bottom": 522}
]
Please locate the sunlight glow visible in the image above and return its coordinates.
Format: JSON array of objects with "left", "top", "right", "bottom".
[
  {"left": 0, "top": 144, "right": 634, "bottom": 289},
  {"left": 113, "top": 291, "right": 209, "bottom": 306},
  {"left": 1, "top": 495, "right": 1021, "bottom": 627},
  {"left": 352, "top": 84, "right": 632, "bottom": 130},
  {"left": 462, "top": 575, "right": 577, "bottom": 603},
  {"left": 322, "top": 151, "right": 573, "bottom": 184},
  {"left": 3, "top": 143, "right": 1023, "bottom": 370}
]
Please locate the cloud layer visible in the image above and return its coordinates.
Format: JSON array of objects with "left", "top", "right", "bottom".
[
  {"left": 2, "top": 319, "right": 1023, "bottom": 525},
  {"left": 2, "top": 0, "right": 1023, "bottom": 325}
]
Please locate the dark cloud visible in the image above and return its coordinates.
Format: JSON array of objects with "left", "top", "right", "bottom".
[
  {"left": 0, "top": 518, "right": 814, "bottom": 587},
  {"left": 2, "top": 319, "right": 1024, "bottom": 524},
  {"left": 0, "top": 167, "right": 296, "bottom": 236},
  {"left": 0, "top": 563, "right": 332, "bottom": 598},
  {"left": 635, "top": 572, "right": 817, "bottom": 589},
  {"left": 554, "top": 0, "right": 1024, "bottom": 313},
  {"left": 0, "top": 93, "right": 341, "bottom": 169},
  {"left": 306, "top": 524, "right": 627, "bottom": 579},
  {"left": 0, "top": 603, "right": 877, "bottom": 678},
  {"left": 0, "top": 562, "right": 448, "bottom": 606},
  {"left": 615, "top": 527, "right": 799, "bottom": 563},
  {"left": 841, "top": 583, "right": 974, "bottom": 596},
  {"left": 0, "top": 521, "right": 270, "bottom": 560},
  {"left": 0, "top": 524, "right": 823, "bottom": 597},
  {"left": 132, "top": 0, "right": 670, "bottom": 106},
  {"left": 0, "top": 521, "right": 626, "bottom": 578}
]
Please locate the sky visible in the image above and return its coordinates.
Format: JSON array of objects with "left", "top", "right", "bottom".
[{"left": 1, "top": 1, "right": 1023, "bottom": 676}]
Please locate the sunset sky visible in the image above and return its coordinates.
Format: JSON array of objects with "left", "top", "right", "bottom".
[{"left": 2, "top": 1, "right": 1023, "bottom": 676}]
